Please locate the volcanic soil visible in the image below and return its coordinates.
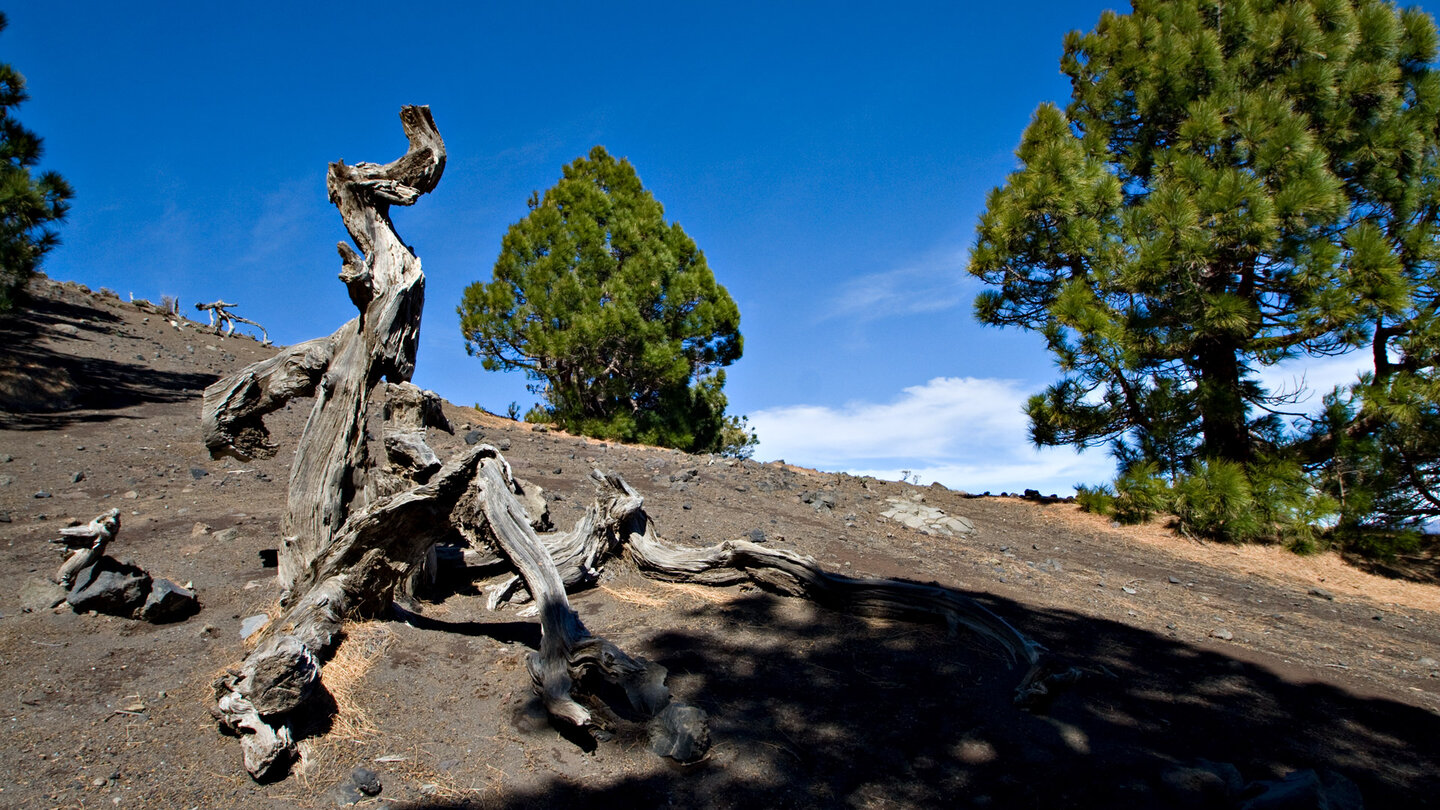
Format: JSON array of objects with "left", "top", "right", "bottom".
[{"left": 1, "top": 277, "right": 1439, "bottom": 809}]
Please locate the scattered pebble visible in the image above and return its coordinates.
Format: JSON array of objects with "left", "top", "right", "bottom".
[
  {"left": 1211, "top": 628, "right": 1234, "bottom": 641},
  {"left": 240, "top": 614, "right": 270, "bottom": 639}
]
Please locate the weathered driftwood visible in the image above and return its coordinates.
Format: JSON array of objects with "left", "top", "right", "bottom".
[
  {"left": 51, "top": 508, "right": 120, "bottom": 587},
  {"left": 205, "top": 108, "right": 690, "bottom": 779},
  {"left": 204, "top": 106, "right": 1070, "bottom": 783},
  {"left": 486, "top": 470, "right": 1073, "bottom": 708},
  {"left": 195, "top": 300, "right": 270, "bottom": 344},
  {"left": 465, "top": 454, "right": 709, "bottom": 758},
  {"left": 201, "top": 330, "right": 345, "bottom": 459},
  {"left": 207, "top": 107, "right": 449, "bottom": 778}
]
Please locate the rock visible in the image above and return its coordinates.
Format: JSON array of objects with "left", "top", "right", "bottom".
[
  {"left": 648, "top": 702, "right": 710, "bottom": 762},
  {"left": 350, "top": 766, "right": 382, "bottom": 796},
  {"left": 880, "top": 497, "right": 976, "bottom": 537},
  {"left": 1169, "top": 576, "right": 1182, "bottom": 584},
  {"left": 213, "top": 527, "right": 240, "bottom": 543},
  {"left": 20, "top": 577, "right": 69, "bottom": 612},
  {"left": 496, "top": 438, "right": 511, "bottom": 451},
  {"left": 463, "top": 429, "right": 484, "bottom": 445},
  {"left": 0, "top": 474, "right": 11, "bottom": 487},
  {"left": 66, "top": 557, "right": 152, "bottom": 616},
  {"left": 189, "top": 467, "right": 208, "bottom": 480},
  {"left": 1239, "top": 769, "right": 1362, "bottom": 810},
  {"left": 800, "top": 491, "right": 838, "bottom": 511},
  {"left": 1211, "top": 628, "right": 1234, "bottom": 641},
  {"left": 141, "top": 579, "right": 199, "bottom": 623},
  {"left": 240, "top": 614, "right": 270, "bottom": 639},
  {"left": 748, "top": 528, "right": 767, "bottom": 543},
  {"left": 1159, "top": 759, "right": 1243, "bottom": 809},
  {"left": 1308, "top": 588, "right": 1336, "bottom": 601},
  {"left": 1418, "top": 656, "right": 1438, "bottom": 668},
  {"left": 34, "top": 490, "right": 52, "bottom": 499},
  {"left": 71, "top": 471, "right": 85, "bottom": 483},
  {"left": 332, "top": 780, "right": 364, "bottom": 806},
  {"left": 669, "top": 468, "right": 699, "bottom": 484},
  {"left": 54, "top": 323, "right": 80, "bottom": 337},
  {"left": 121, "top": 490, "right": 138, "bottom": 500},
  {"left": 190, "top": 522, "right": 211, "bottom": 537}
]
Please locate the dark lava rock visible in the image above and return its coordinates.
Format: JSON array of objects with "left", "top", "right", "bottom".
[
  {"left": 350, "top": 766, "right": 382, "bottom": 796},
  {"left": 648, "top": 702, "right": 710, "bottom": 762},
  {"left": 140, "top": 578, "right": 199, "bottom": 623},
  {"left": 67, "top": 557, "right": 152, "bottom": 616}
]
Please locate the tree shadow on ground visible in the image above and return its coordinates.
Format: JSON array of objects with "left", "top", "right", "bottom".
[
  {"left": 389, "top": 585, "right": 1440, "bottom": 809},
  {"left": 0, "top": 288, "right": 217, "bottom": 429}
]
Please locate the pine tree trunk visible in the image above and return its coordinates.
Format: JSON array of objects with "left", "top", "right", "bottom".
[{"left": 1195, "top": 337, "right": 1251, "bottom": 463}]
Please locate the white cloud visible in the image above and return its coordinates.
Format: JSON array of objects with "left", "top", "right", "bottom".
[
  {"left": 822, "top": 249, "right": 970, "bottom": 322},
  {"left": 749, "top": 376, "right": 1116, "bottom": 495}
]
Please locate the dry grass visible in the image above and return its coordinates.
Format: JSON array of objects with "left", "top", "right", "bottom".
[
  {"left": 601, "top": 580, "right": 741, "bottom": 607},
  {"left": 293, "top": 621, "right": 393, "bottom": 786},
  {"left": 1048, "top": 503, "right": 1440, "bottom": 613}
]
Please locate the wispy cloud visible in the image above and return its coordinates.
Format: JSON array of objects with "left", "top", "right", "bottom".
[
  {"left": 822, "top": 248, "right": 970, "bottom": 322},
  {"left": 749, "top": 376, "right": 1115, "bottom": 495}
]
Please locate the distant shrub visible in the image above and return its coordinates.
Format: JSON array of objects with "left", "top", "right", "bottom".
[
  {"left": 1074, "top": 483, "right": 1115, "bottom": 516},
  {"left": 1172, "top": 459, "right": 1263, "bottom": 542},
  {"left": 1338, "top": 526, "right": 1423, "bottom": 560},
  {"left": 1113, "top": 462, "right": 1171, "bottom": 525},
  {"left": 1246, "top": 460, "right": 1338, "bottom": 553}
]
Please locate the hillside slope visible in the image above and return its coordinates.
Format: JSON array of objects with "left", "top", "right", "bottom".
[{"left": 1, "top": 277, "right": 1438, "bottom": 808}]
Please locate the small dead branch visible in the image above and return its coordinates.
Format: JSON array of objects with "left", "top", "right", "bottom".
[{"left": 195, "top": 300, "right": 270, "bottom": 344}]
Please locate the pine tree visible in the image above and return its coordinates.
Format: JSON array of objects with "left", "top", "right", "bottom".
[
  {"left": 459, "top": 146, "right": 752, "bottom": 455},
  {"left": 0, "top": 11, "right": 72, "bottom": 309},
  {"left": 970, "top": 0, "right": 1440, "bottom": 535}
]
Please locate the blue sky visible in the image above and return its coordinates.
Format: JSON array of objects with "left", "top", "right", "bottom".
[{"left": 9, "top": 1, "right": 1424, "bottom": 494}]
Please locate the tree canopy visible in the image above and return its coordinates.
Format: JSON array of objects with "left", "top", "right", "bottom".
[
  {"left": 0, "top": 11, "right": 72, "bottom": 310},
  {"left": 459, "top": 146, "right": 753, "bottom": 456},
  {"left": 970, "top": 0, "right": 1440, "bottom": 540}
]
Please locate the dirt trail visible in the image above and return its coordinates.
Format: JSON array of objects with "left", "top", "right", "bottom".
[{"left": 1, "top": 278, "right": 1437, "bottom": 808}]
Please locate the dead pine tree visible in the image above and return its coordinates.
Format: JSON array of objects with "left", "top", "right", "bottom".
[
  {"left": 195, "top": 300, "right": 270, "bottom": 344},
  {"left": 203, "top": 106, "right": 1078, "bottom": 782}
]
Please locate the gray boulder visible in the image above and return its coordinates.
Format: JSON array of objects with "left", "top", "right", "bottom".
[
  {"left": 67, "top": 557, "right": 152, "bottom": 616},
  {"left": 1240, "top": 769, "right": 1363, "bottom": 810},
  {"left": 140, "top": 578, "right": 199, "bottom": 623}
]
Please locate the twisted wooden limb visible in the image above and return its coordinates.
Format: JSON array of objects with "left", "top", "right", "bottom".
[
  {"left": 52, "top": 508, "right": 121, "bottom": 587},
  {"left": 201, "top": 328, "right": 348, "bottom": 460},
  {"left": 469, "top": 455, "right": 708, "bottom": 760},
  {"left": 195, "top": 301, "right": 270, "bottom": 344},
  {"left": 561, "top": 471, "right": 1075, "bottom": 708},
  {"left": 212, "top": 445, "right": 489, "bottom": 780}
]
